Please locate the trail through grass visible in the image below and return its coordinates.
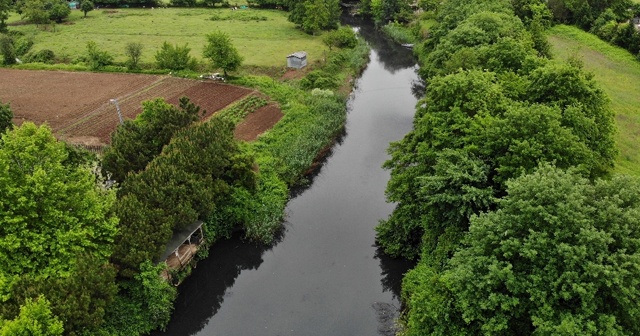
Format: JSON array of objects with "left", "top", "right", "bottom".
[
  {"left": 7, "top": 8, "right": 326, "bottom": 69},
  {"left": 548, "top": 25, "right": 640, "bottom": 176}
]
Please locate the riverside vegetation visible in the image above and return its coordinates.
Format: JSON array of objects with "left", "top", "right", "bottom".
[
  {"left": 0, "top": 2, "right": 369, "bottom": 334},
  {"left": 373, "top": 0, "right": 640, "bottom": 334}
]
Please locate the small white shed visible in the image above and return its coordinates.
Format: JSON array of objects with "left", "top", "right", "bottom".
[{"left": 287, "top": 51, "right": 307, "bottom": 69}]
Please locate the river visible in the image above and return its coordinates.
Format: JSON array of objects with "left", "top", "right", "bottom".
[{"left": 154, "top": 18, "right": 421, "bottom": 336}]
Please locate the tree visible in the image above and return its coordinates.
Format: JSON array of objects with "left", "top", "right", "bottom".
[
  {"left": 0, "top": 296, "right": 64, "bottom": 336},
  {"left": 47, "top": 0, "right": 70, "bottom": 23},
  {"left": 0, "top": 122, "right": 118, "bottom": 279},
  {"left": 0, "top": 34, "right": 15, "bottom": 65},
  {"left": 377, "top": 67, "right": 616, "bottom": 262},
  {"left": 322, "top": 26, "right": 357, "bottom": 51},
  {"left": 155, "top": 41, "right": 196, "bottom": 71},
  {"left": 0, "top": 0, "right": 10, "bottom": 33},
  {"left": 403, "top": 166, "right": 640, "bottom": 335},
  {"left": 0, "top": 101, "right": 12, "bottom": 133},
  {"left": 110, "top": 105, "right": 255, "bottom": 276},
  {"left": 124, "top": 42, "right": 143, "bottom": 70},
  {"left": 21, "top": 0, "right": 50, "bottom": 25},
  {"left": 301, "top": 0, "right": 340, "bottom": 34},
  {"left": 86, "top": 40, "right": 113, "bottom": 70},
  {"left": 101, "top": 97, "right": 202, "bottom": 183},
  {"left": 2, "top": 257, "right": 118, "bottom": 334},
  {"left": 202, "top": 31, "right": 243, "bottom": 77},
  {"left": 80, "top": 0, "right": 94, "bottom": 18}
]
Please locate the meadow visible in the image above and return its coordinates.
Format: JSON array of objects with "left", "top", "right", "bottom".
[
  {"left": 548, "top": 25, "right": 640, "bottom": 176},
  {"left": 6, "top": 7, "right": 327, "bottom": 70}
]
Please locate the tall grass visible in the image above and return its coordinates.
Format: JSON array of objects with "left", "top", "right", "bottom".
[{"left": 548, "top": 25, "right": 640, "bottom": 176}]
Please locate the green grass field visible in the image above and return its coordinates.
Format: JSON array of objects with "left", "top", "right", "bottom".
[
  {"left": 7, "top": 7, "right": 327, "bottom": 69},
  {"left": 548, "top": 25, "right": 640, "bottom": 176}
]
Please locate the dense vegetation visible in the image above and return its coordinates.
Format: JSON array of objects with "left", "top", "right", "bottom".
[
  {"left": 0, "top": 11, "right": 367, "bottom": 333},
  {"left": 376, "top": 0, "right": 640, "bottom": 334}
]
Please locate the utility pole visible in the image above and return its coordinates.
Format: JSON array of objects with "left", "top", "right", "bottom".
[{"left": 110, "top": 98, "right": 124, "bottom": 125}]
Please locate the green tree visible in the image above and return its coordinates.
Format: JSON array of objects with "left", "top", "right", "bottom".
[
  {"left": 322, "top": 26, "right": 357, "bottom": 51},
  {"left": 85, "top": 40, "right": 113, "bottom": 70},
  {"left": 110, "top": 108, "right": 255, "bottom": 276},
  {"left": 0, "top": 34, "right": 15, "bottom": 65},
  {"left": 378, "top": 67, "right": 616, "bottom": 262},
  {"left": 47, "top": 0, "right": 70, "bottom": 23},
  {"left": 101, "top": 97, "right": 202, "bottom": 183},
  {"left": 21, "top": 0, "right": 50, "bottom": 25},
  {"left": 0, "top": 296, "right": 64, "bottom": 336},
  {"left": 403, "top": 166, "right": 640, "bottom": 335},
  {"left": 80, "top": 0, "right": 94, "bottom": 18},
  {"left": 301, "top": 0, "right": 340, "bottom": 34},
  {"left": 0, "top": 101, "right": 12, "bottom": 133},
  {"left": 2, "top": 257, "right": 118, "bottom": 335},
  {"left": 0, "top": 122, "right": 118, "bottom": 279},
  {"left": 155, "top": 41, "right": 196, "bottom": 71},
  {"left": 202, "top": 31, "right": 243, "bottom": 77},
  {"left": 0, "top": 0, "right": 10, "bottom": 33},
  {"left": 124, "top": 41, "right": 143, "bottom": 70}
]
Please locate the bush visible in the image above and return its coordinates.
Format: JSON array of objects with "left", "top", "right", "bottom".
[
  {"left": 86, "top": 41, "right": 113, "bottom": 70},
  {"left": 155, "top": 42, "right": 196, "bottom": 71},
  {"left": 0, "top": 34, "right": 16, "bottom": 65},
  {"left": 322, "top": 26, "right": 358, "bottom": 50},
  {"left": 13, "top": 36, "right": 33, "bottom": 57},
  {"left": 299, "top": 70, "right": 338, "bottom": 90},
  {"left": 23, "top": 49, "right": 56, "bottom": 64}
]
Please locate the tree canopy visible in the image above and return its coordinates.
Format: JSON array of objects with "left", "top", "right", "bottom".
[
  {"left": 402, "top": 166, "right": 640, "bottom": 335},
  {"left": 101, "top": 97, "right": 202, "bottom": 183},
  {"left": 202, "top": 31, "right": 243, "bottom": 77},
  {"left": 0, "top": 122, "right": 118, "bottom": 279},
  {"left": 111, "top": 114, "right": 256, "bottom": 276}
]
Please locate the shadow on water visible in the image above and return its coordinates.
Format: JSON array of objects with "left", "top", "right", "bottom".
[
  {"left": 375, "top": 246, "right": 416, "bottom": 301},
  {"left": 150, "top": 230, "right": 284, "bottom": 336}
]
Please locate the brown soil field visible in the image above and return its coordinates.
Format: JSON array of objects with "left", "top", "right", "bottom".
[
  {"left": 234, "top": 104, "right": 284, "bottom": 141},
  {"left": 0, "top": 69, "right": 283, "bottom": 145}
]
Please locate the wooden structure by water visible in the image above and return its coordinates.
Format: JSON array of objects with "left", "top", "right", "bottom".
[{"left": 156, "top": 220, "right": 204, "bottom": 284}]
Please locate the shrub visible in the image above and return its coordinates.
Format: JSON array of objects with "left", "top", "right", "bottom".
[
  {"left": 0, "top": 34, "right": 15, "bottom": 65},
  {"left": 155, "top": 42, "right": 196, "bottom": 71},
  {"left": 299, "top": 70, "right": 338, "bottom": 90},
  {"left": 86, "top": 41, "right": 113, "bottom": 70},
  {"left": 23, "top": 49, "right": 55, "bottom": 64},
  {"left": 322, "top": 26, "right": 358, "bottom": 50}
]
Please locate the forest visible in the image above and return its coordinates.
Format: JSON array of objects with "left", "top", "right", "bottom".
[{"left": 376, "top": 0, "right": 640, "bottom": 334}]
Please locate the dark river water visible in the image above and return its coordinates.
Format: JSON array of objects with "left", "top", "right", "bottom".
[{"left": 154, "top": 18, "right": 420, "bottom": 336}]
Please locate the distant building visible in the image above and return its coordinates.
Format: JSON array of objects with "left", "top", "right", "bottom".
[{"left": 287, "top": 51, "right": 307, "bottom": 69}]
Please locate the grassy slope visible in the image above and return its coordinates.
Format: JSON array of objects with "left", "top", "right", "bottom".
[
  {"left": 7, "top": 8, "right": 326, "bottom": 68},
  {"left": 548, "top": 25, "right": 640, "bottom": 176}
]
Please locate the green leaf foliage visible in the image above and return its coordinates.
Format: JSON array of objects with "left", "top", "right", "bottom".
[
  {"left": 404, "top": 166, "right": 640, "bottom": 335},
  {"left": 0, "top": 122, "right": 118, "bottom": 278},
  {"left": 0, "top": 296, "right": 64, "bottom": 336},
  {"left": 111, "top": 113, "right": 256, "bottom": 275},
  {"left": 0, "top": 102, "right": 12, "bottom": 134},
  {"left": 2, "top": 257, "right": 118, "bottom": 335},
  {"left": 101, "top": 97, "right": 201, "bottom": 183},
  {"left": 202, "top": 31, "right": 243, "bottom": 77},
  {"left": 155, "top": 41, "right": 196, "bottom": 71}
]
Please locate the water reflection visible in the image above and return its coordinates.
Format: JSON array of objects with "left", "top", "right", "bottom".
[
  {"left": 374, "top": 246, "right": 415, "bottom": 301},
  {"left": 151, "top": 231, "right": 283, "bottom": 336},
  {"left": 342, "top": 15, "right": 416, "bottom": 74}
]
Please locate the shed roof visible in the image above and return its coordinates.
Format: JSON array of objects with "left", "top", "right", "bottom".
[
  {"left": 287, "top": 51, "right": 307, "bottom": 59},
  {"left": 156, "top": 220, "right": 204, "bottom": 263}
]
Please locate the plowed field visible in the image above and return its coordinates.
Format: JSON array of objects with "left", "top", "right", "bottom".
[{"left": 0, "top": 69, "right": 282, "bottom": 145}]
